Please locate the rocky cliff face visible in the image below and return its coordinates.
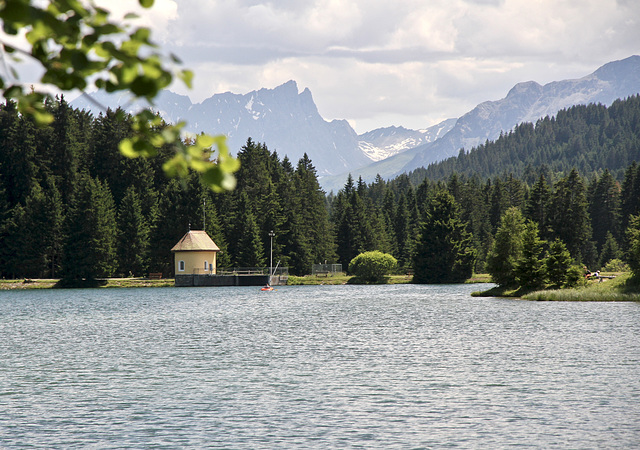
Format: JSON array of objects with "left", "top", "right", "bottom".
[{"left": 72, "top": 81, "right": 372, "bottom": 177}]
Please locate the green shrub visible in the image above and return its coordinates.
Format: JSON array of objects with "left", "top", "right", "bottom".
[
  {"left": 349, "top": 251, "right": 397, "bottom": 283},
  {"left": 602, "top": 259, "right": 630, "bottom": 273},
  {"left": 565, "top": 265, "right": 587, "bottom": 288}
]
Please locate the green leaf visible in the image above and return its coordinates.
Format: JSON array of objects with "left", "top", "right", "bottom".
[
  {"left": 0, "top": 1, "right": 30, "bottom": 22},
  {"left": 31, "top": 109, "right": 54, "bottom": 126},
  {"left": 179, "top": 69, "right": 193, "bottom": 89},
  {"left": 195, "top": 134, "right": 215, "bottom": 149},
  {"left": 129, "top": 75, "right": 158, "bottom": 97},
  {"left": 138, "top": 0, "right": 155, "bottom": 8}
]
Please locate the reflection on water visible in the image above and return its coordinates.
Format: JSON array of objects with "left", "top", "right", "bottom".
[{"left": 1, "top": 284, "right": 639, "bottom": 448}]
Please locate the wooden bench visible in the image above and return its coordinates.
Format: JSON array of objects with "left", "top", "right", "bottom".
[
  {"left": 315, "top": 271, "right": 329, "bottom": 277},
  {"left": 148, "top": 272, "right": 163, "bottom": 280}
]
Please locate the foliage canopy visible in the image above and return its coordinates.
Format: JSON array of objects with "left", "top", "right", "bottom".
[{"left": 0, "top": 0, "right": 238, "bottom": 191}]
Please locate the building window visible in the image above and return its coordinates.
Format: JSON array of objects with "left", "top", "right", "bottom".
[
  {"left": 204, "top": 261, "right": 209, "bottom": 271},
  {"left": 179, "top": 260, "right": 185, "bottom": 272}
]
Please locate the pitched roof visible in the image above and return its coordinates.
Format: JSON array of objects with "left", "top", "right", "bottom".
[{"left": 171, "top": 230, "right": 220, "bottom": 252}]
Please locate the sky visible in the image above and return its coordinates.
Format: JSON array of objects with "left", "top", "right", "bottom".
[{"left": 13, "top": 0, "right": 640, "bottom": 134}]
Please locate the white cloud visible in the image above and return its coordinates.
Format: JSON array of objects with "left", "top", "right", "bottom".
[{"left": 10, "top": 0, "right": 640, "bottom": 133}]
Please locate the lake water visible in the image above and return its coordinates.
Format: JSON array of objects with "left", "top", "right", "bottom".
[{"left": 1, "top": 284, "right": 638, "bottom": 448}]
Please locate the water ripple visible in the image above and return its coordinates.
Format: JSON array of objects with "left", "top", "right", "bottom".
[{"left": 1, "top": 285, "right": 639, "bottom": 448}]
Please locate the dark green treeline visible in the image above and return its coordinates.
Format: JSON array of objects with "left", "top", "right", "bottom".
[
  {"left": 1, "top": 96, "right": 640, "bottom": 282},
  {"left": 0, "top": 98, "right": 335, "bottom": 280},
  {"left": 409, "top": 95, "right": 640, "bottom": 184}
]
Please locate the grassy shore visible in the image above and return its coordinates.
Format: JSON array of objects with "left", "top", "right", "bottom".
[
  {"left": 523, "top": 273, "right": 640, "bottom": 301},
  {"left": 0, "top": 278, "right": 174, "bottom": 290},
  {"left": 1, "top": 273, "right": 494, "bottom": 289},
  {"left": 286, "top": 273, "right": 493, "bottom": 285},
  {"left": 473, "top": 272, "right": 640, "bottom": 301}
]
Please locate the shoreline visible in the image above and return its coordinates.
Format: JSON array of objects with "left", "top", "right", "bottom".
[
  {"left": 3, "top": 274, "right": 636, "bottom": 301},
  {"left": 0, "top": 278, "right": 175, "bottom": 290},
  {"left": 1, "top": 274, "right": 493, "bottom": 290}
]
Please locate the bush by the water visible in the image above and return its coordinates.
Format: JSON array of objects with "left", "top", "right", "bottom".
[{"left": 349, "top": 251, "right": 397, "bottom": 283}]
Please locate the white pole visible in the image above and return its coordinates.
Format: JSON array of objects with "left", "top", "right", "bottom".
[{"left": 268, "top": 230, "right": 275, "bottom": 282}]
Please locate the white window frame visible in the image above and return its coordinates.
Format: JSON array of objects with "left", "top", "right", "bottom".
[{"left": 178, "top": 260, "right": 185, "bottom": 272}]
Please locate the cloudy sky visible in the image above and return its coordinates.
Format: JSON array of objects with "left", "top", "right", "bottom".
[{"left": 43, "top": 0, "right": 640, "bottom": 133}]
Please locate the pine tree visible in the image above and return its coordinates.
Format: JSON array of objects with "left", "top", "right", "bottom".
[
  {"left": 625, "top": 214, "right": 640, "bottom": 279},
  {"left": 234, "top": 191, "right": 265, "bottom": 267},
  {"left": 487, "top": 207, "right": 526, "bottom": 287},
  {"left": 117, "top": 186, "right": 150, "bottom": 276},
  {"left": 203, "top": 196, "right": 230, "bottom": 268},
  {"left": 393, "top": 193, "right": 412, "bottom": 268},
  {"left": 620, "top": 162, "right": 640, "bottom": 233},
  {"left": 0, "top": 101, "right": 37, "bottom": 207},
  {"left": 588, "top": 169, "right": 621, "bottom": 251},
  {"left": 545, "top": 239, "right": 574, "bottom": 288},
  {"left": 525, "top": 174, "right": 551, "bottom": 238},
  {"left": 412, "top": 190, "right": 476, "bottom": 283},
  {"left": 61, "top": 175, "right": 118, "bottom": 283},
  {"left": 515, "top": 221, "right": 546, "bottom": 289},
  {"left": 549, "top": 169, "right": 596, "bottom": 265},
  {"left": 48, "top": 96, "right": 82, "bottom": 205},
  {"left": 598, "top": 231, "right": 622, "bottom": 269},
  {"left": 16, "top": 183, "right": 54, "bottom": 277},
  {"left": 294, "top": 153, "right": 336, "bottom": 268}
]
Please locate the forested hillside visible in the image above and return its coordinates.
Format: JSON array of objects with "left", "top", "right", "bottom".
[
  {"left": 0, "top": 98, "right": 334, "bottom": 281},
  {"left": 1, "top": 97, "right": 639, "bottom": 283},
  {"left": 409, "top": 95, "right": 640, "bottom": 185}
]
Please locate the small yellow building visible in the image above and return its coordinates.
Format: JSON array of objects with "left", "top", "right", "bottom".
[{"left": 171, "top": 230, "right": 220, "bottom": 275}]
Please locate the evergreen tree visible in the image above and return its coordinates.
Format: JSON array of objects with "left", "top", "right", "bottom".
[
  {"left": 625, "top": 214, "right": 640, "bottom": 279},
  {"left": 48, "top": 96, "right": 82, "bottom": 204},
  {"left": 487, "top": 207, "right": 526, "bottom": 287},
  {"left": 117, "top": 186, "right": 150, "bottom": 276},
  {"left": 525, "top": 174, "right": 551, "bottom": 238},
  {"left": 0, "top": 101, "right": 37, "bottom": 207},
  {"left": 393, "top": 193, "right": 412, "bottom": 267},
  {"left": 203, "top": 196, "right": 230, "bottom": 268},
  {"left": 412, "top": 190, "right": 476, "bottom": 283},
  {"left": 234, "top": 191, "right": 265, "bottom": 267},
  {"left": 620, "top": 162, "right": 640, "bottom": 233},
  {"left": 515, "top": 221, "right": 546, "bottom": 289},
  {"left": 588, "top": 169, "right": 621, "bottom": 251},
  {"left": 0, "top": 204, "right": 25, "bottom": 278},
  {"left": 293, "top": 153, "right": 336, "bottom": 268},
  {"left": 61, "top": 175, "right": 118, "bottom": 283},
  {"left": 598, "top": 231, "right": 622, "bottom": 269},
  {"left": 41, "top": 177, "right": 65, "bottom": 278},
  {"left": 549, "top": 169, "right": 596, "bottom": 265},
  {"left": 15, "top": 182, "right": 57, "bottom": 277},
  {"left": 545, "top": 239, "right": 574, "bottom": 288}
]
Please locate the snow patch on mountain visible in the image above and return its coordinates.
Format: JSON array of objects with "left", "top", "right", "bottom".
[{"left": 358, "top": 120, "right": 456, "bottom": 161}]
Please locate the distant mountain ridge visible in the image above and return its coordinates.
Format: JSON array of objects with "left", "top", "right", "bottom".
[
  {"left": 386, "top": 55, "right": 640, "bottom": 176},
  {"left": 72, "top": 81, "right": 372, "bottom": 177},
  {"left": 358, "top": 120, "right": 456, "bottom": 161},
  {"left": 72, "top": 55, "right": 640, "bottom": 189}
]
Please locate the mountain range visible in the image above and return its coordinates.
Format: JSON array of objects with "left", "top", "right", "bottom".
[{"left": 71, "top": 55, "right": 640, "bottom": 189}]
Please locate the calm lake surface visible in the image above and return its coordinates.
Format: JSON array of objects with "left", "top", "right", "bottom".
[{"left": 1, "top": 284, "right": 638, "bottom": 448}]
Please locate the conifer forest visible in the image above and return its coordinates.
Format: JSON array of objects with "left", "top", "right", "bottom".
[{"left": 1, "top": 95, "right": 640, "bottom": 284}]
